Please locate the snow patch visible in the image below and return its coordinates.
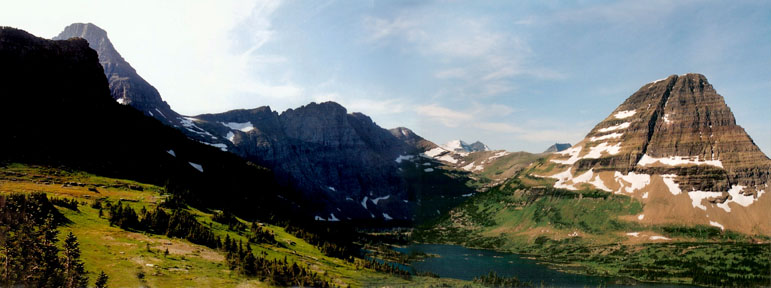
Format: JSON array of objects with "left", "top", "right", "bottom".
[
  {"left": 372, "top": 195, "right": 390, "bottom": 205},
  {"left": 314, "top": 216, "right": 326, "bottom": 221},
  {"left": 537, "top": 168, "right": 612, "bottom": 192},
  {"left": 328, "top": 213, "right": 340, "bottom": 222},
  {"left": 382, "top": 213, "right": 393, "bottom": 220},
  {"left": 614, "top": 172, "right": 651, "bottom": 194},
  {"left": 116, "top": 97, "right": 126, "bottom": 104},
  {"left": 424, "top": 168, "right": 434, "bottom": 172},
  {"left": 649, "top": 236, "right": 670, "bottom": 241},
  {"left": 436, "top": 154, "right": 458, "bottom": 164},
  {"left": 614, "top": 110, "right": 636, "bottom": 119},
  {"left": 662, "top": 114, "right": 672, "bottom": 124},
  {"left": 487, "top": 151, "right": 509, "bottom": 161},
  {"left": 423, "top": 147, "right": 446, "bottom": 158},
  {"left": 220, "top": 121, "right": 255, "bottom": 132},
  {"left": 551, "top": 146, "right": 583, "bottom": 165},
  {"left": 462, "top": 162, "right": 484, "bottom": 172},
  {"left": 361, "top": 197, "right": 368, "bottom": 209},
  {"left": 226, "top": 131, "right": 235, "bottom": 143},
  {"left": 709, "top": 221, "right": 724, "bottom": 231},
  {"left": 584, "top": 142, "right": 622, "bottom": 158},
  {"left": 637, "top": 154, "right": 723, "bottom": 168},
  {"left": 395, "top": 155, "right": 415, "bottom": 163},
  {"left": 200, "top": 141, "right": 227, "bottom": 152},
  {"left": 598, "top": 122, "right": 630, "bottom": 132},
  {"left": 688, "top": 191, "right": 724, "bottom": 210},
  {"left": 462, "top": 193, "right": 473, "bottom": 197},
  {"left": 345, "top": 197, "right": 353, "bottom": 201},
  {"left": 588, "top": 175, "right": 612, "bottom": 192},
  {"left": 642, "top": 192, "right": 649, "bottom": 199},
  {"left": 650, "top": 78, "right": 667, "bottom": 84},
  {"left": 188, "top": 162, "right": 203, "bottom": 172},
  {"left": 590, "top": 132, "right": 623, "bottom": 142},
  {"left": 166, "top": 150, "right": 176, "bottom": 157},
  {"left": 327, "top": 186, "right": 336, "bottom": 192},
  {"left": 661, "top": 174, "right": 681, "bottom": 195},
  {"left": 154, "top": 108, "right": 167, "bottom": 119}
]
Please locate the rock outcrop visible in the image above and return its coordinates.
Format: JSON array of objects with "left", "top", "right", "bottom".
[
  {"left": 53, "top": 23, "right": 181, "bottom": 126},
  {"left": 544, "top": 143, "right": 572, "bottom": 153},
  {"left": 541, "top": 74, "right": 771, "bottom": 235}
]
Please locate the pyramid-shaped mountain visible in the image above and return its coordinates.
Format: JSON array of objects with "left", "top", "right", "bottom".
[
  {"left": 53, "top": 23, "right": 181, "bottom": 126},
  {"left": 539, "top": 74, "right": 770, "bottom": 235}
]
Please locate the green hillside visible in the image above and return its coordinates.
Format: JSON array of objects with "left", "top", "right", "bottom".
[
  {"left": 414, "top": 160, "right": 771, "bottom": 286},
  {"left": 0, "top": 163, "right": 475, "bottom": 288}
]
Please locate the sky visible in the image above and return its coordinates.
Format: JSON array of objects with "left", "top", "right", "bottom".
[{"left": 3, "top": 0, "right": 770, "bottom": 154}]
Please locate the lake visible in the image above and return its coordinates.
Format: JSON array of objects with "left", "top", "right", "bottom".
[{"left": 393, "top": 244, "right": 689, "bottom": 287}]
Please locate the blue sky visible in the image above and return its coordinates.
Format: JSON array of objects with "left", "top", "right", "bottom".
[{"left": 4, "top": 0, "right": 770, "bottom": 154}]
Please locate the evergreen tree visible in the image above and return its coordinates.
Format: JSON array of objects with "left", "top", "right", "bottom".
[
  {"left": 94, "top": 271, "right": 109, "bottom": 288},
  {"left": 61, "top": 232, "right": 88, "bottom": 288}
]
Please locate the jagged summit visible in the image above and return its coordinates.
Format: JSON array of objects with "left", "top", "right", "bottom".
[
  {"left": 442, "top": 140, "right": 490, "bottom": 153},
  {"left": 539, "top": 73, "right": 770, "bottom": 235},
  {"left": 544, "top": 143, "right": 572, "bottom": 153},
  {"left": 53, "top": 23, "right": 181, "bottom": 126}
]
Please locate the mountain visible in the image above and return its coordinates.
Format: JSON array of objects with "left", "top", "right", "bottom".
[
  {"left": 49, "top": 23, "right": 477, "bottom": 223},
  {"left": 187, "top": 102, "right": 417, "bottom": 221},
  {"left": 417, "top": 74, "right": 771, "bottom": 286},
  {"left": 0, "top": 26, "right": 297, "bottom": 220},
  {"left": 540, "top": 73, "right": 770, "bottom": 235},
  {"left": 179, "top": 103, "right": 482, "bottom": 223},
  {"left": 544, "top": 143, "right": 572, "bottom": 153},
  {"left": 53, "top": 23, "right": 181, "bottom": 127}
]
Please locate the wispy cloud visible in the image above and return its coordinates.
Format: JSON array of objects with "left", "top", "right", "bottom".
[
  {"left": 416, "top": 103, "right": 587, "bottom": 144},
  {"left": 416, "top": 104, "right": 473, "bottom": 127},
  {"left": 363, "top": 11, "right": 561, "bottom": 98}
]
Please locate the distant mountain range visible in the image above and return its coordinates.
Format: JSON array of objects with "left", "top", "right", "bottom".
[{"left": 50, "top": 23, "right": 480, "bottom": 223}]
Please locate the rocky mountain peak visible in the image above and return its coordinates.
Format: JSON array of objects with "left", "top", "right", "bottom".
[
  {"left": 541, "top": 73, "right": 770, "bottom": 234},
  {"left": 442, "top": 140, "right": 490, "bottom": 153},
  {"left": 53, "top": 23, "right": 180, "bottom": 126}
]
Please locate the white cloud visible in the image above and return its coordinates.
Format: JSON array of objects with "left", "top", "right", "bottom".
[
  {"left": 416, "top": 104, "right": 472, "bottom": 127},
  {"left": 363, "top": 12, "right": 561, "bottom": 98}
]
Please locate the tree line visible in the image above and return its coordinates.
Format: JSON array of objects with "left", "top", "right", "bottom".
[
  {"left": 107, "top": 201, "right": 335, "bottom": 286},
  {"left": 0, "top": 193, "right": 109, "bottom": 287}
]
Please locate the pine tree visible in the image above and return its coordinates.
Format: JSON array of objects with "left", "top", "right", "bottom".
[
  {"left": 94, "top": 271, "right": 109, "bottom": 288},
  {"left": 62, "top": 232, "right": 88, "bottom": 288},
  {"left": 39, "top": 214, "right": 64, "bottom": 287}
]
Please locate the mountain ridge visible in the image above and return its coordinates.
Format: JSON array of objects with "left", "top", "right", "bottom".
[{"left": 53, "top": 23, "right": 182, "bottom": 127}]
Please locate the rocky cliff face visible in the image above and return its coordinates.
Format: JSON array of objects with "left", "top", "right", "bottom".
[
  {"left": 187, "top": 102, "right": 439, "bottom": 222},
  {"left": 541, "top": 74, "right": 771, "bottom": 235},
  {"left": 53, "top": 23, "right": 181, "bottom": 126}
]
